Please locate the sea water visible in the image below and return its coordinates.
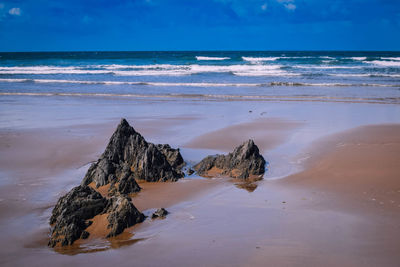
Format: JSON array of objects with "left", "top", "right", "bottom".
[{"left": 0, "top": 51, "right": 399, "bottom": 103}]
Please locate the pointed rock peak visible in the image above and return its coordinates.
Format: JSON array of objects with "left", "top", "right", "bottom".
[
  {"left": 241, "top": 139, "right": 255, "bottom": 148},
  {"left": 111, "top": 118, "right": 139, "bottom": 140},
  {"left": 119, "top": 118, "right": 130, "bottom": 128},
  {"left": 247, "top": 139, "right": 255, "bottom": 145},
  {"left": 116, "top": 118, "right": 135, "bottom": 132},
  {"left": 233, "top": 139, "right": 260, "bottom": 158}
]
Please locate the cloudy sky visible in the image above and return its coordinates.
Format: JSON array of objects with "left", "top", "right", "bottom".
[{"left": 0, "top": 0, "right": 399, "bottom": 51}]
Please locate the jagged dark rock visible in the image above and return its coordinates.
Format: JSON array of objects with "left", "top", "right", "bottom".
[
  {"left": 48, "top": 185, "right": 107, "bottom": 247},
  {"left": 49, "top": 118, "right": 187, "bottom": 247},
  {"left": 193, "top": 140, "right": 266, "bottom": 180},
  {"left": 157, "top": 144, "right": 185, "bottom": 169},
  {"left": 151, "top": 208, "right": 169, "bottom": 219},
  {"left": 187, "top": 168, "right": 195, "bottom": 175},
  {"left": 48, "top": 185, "right": 145, "bottom": 247},
  {"left": 81, "top": 118, "right": 184, "bottom": 195},
  {"left": 104, "top": 195, "right": 145, "bottom": 237},
  {"left": 81, "top": 230, "right": 90, "bottom": 239}
]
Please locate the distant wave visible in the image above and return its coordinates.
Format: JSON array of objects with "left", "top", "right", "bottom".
[
  {"left": 196, "top": 56, "right": 230, "bottom": 61},
  {"left": 0, "top": 64, "right": 294, "bottom": 77},
  {"left": 242, "top": 57, "right": 279, "bottom": 62},
  {"left": 0, "top": 61, "right": 399, "bottom": 78},
  {"left": 0, "top": 78, "right": 397, "bottom": 88},
  {"left": 1, "top": 92, "right": 398, "bottom": 104},
  {"left": 349, "top": 57, "right": 367, "bottom": 61},
  {"left": 112, "top": 64, "right": 291, "bottom": 76},
  {"left": 0, "top": 78, "right": 261, "bottom": 87},
  {"left": 381, "top": 57, "right": 400, "bottom": 61},
  {"left": 370, "top": 60, "right": 400, "bottom": 67},
  {"left": 0, "top": 66, "right": 112, "bottom": 75},
  {"left": 292, "top": 65, "right": 362, "bottom": 69},
  {"left": 329, "top": 73, "right": 400, "bottom": 78}
]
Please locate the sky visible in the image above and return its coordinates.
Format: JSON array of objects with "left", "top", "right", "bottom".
[{"left": 0, "top": 0, "right": 399, "bottom": 51}]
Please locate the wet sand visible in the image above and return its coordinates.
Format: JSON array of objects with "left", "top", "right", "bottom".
[
  {"left": 185, "top": 117, "right": 303, "bottom": 152},
  {"left": 0, "top": 101, "right": 400, "bottom": 266}
]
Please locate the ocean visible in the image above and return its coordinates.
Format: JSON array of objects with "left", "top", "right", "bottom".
[{"left": 0, "top": 51, "right": 399, "bottom": 103}]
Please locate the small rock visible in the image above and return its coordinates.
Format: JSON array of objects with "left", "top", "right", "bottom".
[
  {"left": 193, "top": 139, "right": 266, "bottom": 180},
  {"left": 81, "top": 231, "right": 90, "bottom": 239},
  {"left": 151, "top": 208, "right": 169, "bottom": 219},
  {"left": 187, "top": 168, "right": 195, "bottom": 175},
  {"left": 105, "top": 195, "right": 145, "bottom": 237}
]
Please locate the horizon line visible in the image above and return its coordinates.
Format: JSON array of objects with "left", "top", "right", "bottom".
[{"left": 1, "top": 49, "right": 400, "bottom": 53}]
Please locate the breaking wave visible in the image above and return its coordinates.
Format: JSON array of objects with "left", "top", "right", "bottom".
[
  {"left": 242, "top": 57, "right": 279, "bottom": 62},
  {"left": 370, "top": 60, "right": 400, "bottom": 67},
  {"left": 0, "top": 64, "right": 294, "bottom": 77},
  {"left": 196, "top": 56, "right": 230, "bottom": 61}
]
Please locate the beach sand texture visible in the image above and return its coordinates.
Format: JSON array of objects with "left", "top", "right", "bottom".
[{"left": 0, "top": 100, "right": 399, "bottom": 266}]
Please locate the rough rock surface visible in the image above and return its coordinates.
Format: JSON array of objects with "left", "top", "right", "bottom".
[
  {"left": 48, "top": 185, "right": 107, "bottom": 247},
  {"left": 104, "top": 195, "right": 145, "bottom": 237},
  {"left": 49, "top": 118, "right": 187, "bottom": 247},
  {"left": 48, "top": 186, "right": 145, "bottom": 247},
  {"left": 81, "top": 118, "right": 184, "bottom": 194},
  {"left": 151, "top": 208, "right": 169, "bottom": 219},
  {"left": 157, "top": 144, "right": 185, "bottom": 169},
  {"left": 193, "top": 139, "right": 266, "bottom": 179}
]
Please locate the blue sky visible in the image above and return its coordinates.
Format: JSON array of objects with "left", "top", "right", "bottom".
[{"left": 0, "top": 0, "right": 399, "bottom": 51}]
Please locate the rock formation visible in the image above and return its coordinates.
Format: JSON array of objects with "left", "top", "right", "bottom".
[
  {"left": 157, "top": 144, "right": 185, "bottom": 169},
  {"left": 48, "top": 185, "right": 107, "bottom": 247},
  {"left": 48, "top": 185, "right": 145, "bottom": 247},
  {"left": 49, "top": 118, "right": 186, "bottom": 247},
  {"left": 193, "top": 139, "right": 266, "bottom": 179},
  {"left": 81, "top": 118, "right": 184, "bottom": 195},
  {"left": 104, "top": 195, "right": 145, "bottom": 237},
  {"left": 151, "top": 208, "right": 169, "bottom": 219}
]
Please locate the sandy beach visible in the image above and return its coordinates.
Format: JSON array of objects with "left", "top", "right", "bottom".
[
  {"left": 0, "top": 96, "right": 399, "bottom": 266},
  {"left": 1, "top": 0, "right": 400, "bottom": 262}
]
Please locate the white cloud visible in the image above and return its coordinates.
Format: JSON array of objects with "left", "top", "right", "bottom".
[
  {"left": 284, "top": 3, "right": 296, "bottom": 11},
  {"left": 9, "top": 7, "right": 21, "bottom": 16},
  {"left": 261, "top": 3, "right": 267, "bottom": 11},
  {"left": 277, "top": 0, "right": 296, "bottom": 11}
]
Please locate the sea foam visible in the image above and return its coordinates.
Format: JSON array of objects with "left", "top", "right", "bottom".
[
  {"left": 371, "top": 60, "right": 400, "bottom": 67},
  {"left": 196, "top": 56, "right": 230, "bottom": 61},
  {"left": 242, "top": 57, "right": 279, "bottom": 62}
]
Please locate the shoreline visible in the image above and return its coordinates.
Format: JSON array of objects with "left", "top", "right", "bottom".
[{"left": 1, "top": 93, "right": 399, "bottom": 105}]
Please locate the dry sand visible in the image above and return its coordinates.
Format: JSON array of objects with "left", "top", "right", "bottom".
[{"left": 282, "top": 124, "right": 400, "bottom": 213}]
